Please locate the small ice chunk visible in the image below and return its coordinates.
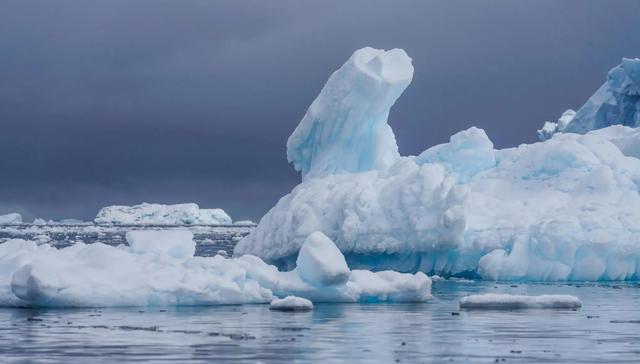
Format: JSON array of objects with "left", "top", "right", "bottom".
[
  {"left": 125, "top": 230, "right": 196, "bottom": 259},
  {"left": 295, "top": 231, "right": 350, "bottom": 287},
  {"left": 269, "top": 296, "right": 314, "bottom": 311},
  {"left": 459, "top": 293, "right": 582, "bottom": 309}
]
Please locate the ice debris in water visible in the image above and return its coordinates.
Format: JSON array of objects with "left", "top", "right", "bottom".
[
  {"left": 540, "top": 58, "right": 640, "bottom": 140},
  {"left": 0, "top": 213, "right": 22, "bottom": 225},
  {"left": 0, "top": 231, "right": 430, "bottom": 307},
  {"left": 269, "top": 296, "right": 314, "bottom": 311},
  {"left": 459, "top": 294, "right": 582, "bottom": 310},
  {"left": 235, "top": 47, "right": 640, "bottom": 282},
  {"left": 94, "top": 203, "right": 232, "bottom": 225}
]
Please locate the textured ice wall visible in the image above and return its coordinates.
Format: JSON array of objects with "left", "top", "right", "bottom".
[
  {"left": 540, "top": 58, "right": 640, "bottom": 140},
  {"left": 287, "top": 47, "right": 413, "bottom": 179},
  {"left": 95, "top": 203, "right": 232, "bottom": 225},
  {"left": 235, "top": 48, "right": 640, "bottom": 281}
]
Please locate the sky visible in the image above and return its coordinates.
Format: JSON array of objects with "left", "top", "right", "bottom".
[{"left": 1, "top": 0, "right": 639, "bottom": 221}]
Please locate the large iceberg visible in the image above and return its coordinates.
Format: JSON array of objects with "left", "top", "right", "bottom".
[
  {"left": 539, "top": 58, "right": 640, "bottom": 140},
  {"left": 0, "top": 213, "right": 22, "bottom": 225},
  {"left": 0, "top": 230, "right": 430, "bottom": 307},
  {"left": 235, "top": 47, "right": 640, "bottom": 282},
  {"left": 95, "top": 203, "right": 232, "bottom": 225}
]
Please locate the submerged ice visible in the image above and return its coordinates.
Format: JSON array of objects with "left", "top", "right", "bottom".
[
  {"left": 235, "top": 48, "right": 640, "bottom": 282},
  {"left": 0, "top": 230, "right": 430, "bottom": 307}
]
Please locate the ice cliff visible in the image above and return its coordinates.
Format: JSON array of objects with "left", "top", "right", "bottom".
[
  {"left": 95, "top": 203, "right": 232, "bottom": 225},
  {"left": 0, "top": 231, "right": 430, "bottom": 307},
  {"left": 235, "top": 48, "right": 640, "bottom": 281}
]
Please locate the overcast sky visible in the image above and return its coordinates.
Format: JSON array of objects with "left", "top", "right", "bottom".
[{"left": 1, "top": 0, "right": 639, "bottom": 221}]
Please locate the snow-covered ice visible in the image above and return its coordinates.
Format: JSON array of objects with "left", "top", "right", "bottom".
[
  {"left": 459, "top": 293, "right": 582, "bottom": 309},
  {"left": 269, "top": 296, "right": 313, "bottom": 311},
  {"left": 295, "top": 231, "right": 350, "bottom": 287},
  {"left": 0, "top": 213, "right": 22, "bottom": 225},
  {"left": 0, "top": 230, "right": 430, "bottom": 307},
  {"left": 95, "top": 203, "right": 232, "bottom": 225},
  {"left": 235, "top": 48, "right": 640, "bottom": 282}
]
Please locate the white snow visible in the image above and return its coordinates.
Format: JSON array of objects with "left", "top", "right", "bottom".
[
  {"left": 0, "top": 231, "right": 431, "bottom": 307},
  {"left": 0, "top": 213, "right": 22, "bottom": 225},
  {"left": 125, "top": 230, "right": 196, "bottom": 259},
  {"left": 94, "top": 203, "right": 232, "bottom": 225},
  {"left": 235, "top": 47, "right": 640, "bottom": 282},
  {"left": 269, "top": 296, "right": 313, "bottom": 311},
  {"left": 459, "top": 294, "right": 582, "bottom": 309}
]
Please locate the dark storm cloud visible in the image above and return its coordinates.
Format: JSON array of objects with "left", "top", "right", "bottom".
[{"left": 1, "top": 0, "right": 639, "bottom": 220}]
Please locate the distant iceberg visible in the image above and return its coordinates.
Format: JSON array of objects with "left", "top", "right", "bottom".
[
  {"left": 95, "top": 203, "right": 232, "bottom": 225},
  {"left": 0, "top": 230, "right": 430, "bottom": 307},
  {"left": 0, "top": 213, "right": 22, "bottom": 225},
  {"left": 539, "top": 58, "right": 640, "bottom": 140},
  {"left": 235, "top": 47, "right": 640, "bottom": 282}
]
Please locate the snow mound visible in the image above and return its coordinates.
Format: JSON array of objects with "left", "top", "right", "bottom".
[
  {"left": 269, "top": 296, "right": 313, "bottom": 311},
  {"left": 459, "top": 294, "right": 582, "bottom": 309},
  {"left": 287, "top": 47, "right": 413, "bottom": 179},
  {"left": 0, "top": 232, "right": 430, "bottom": 307},
  {"left": 0, "top": 213, "right": 22, "bottom": 225},
  {"left": 126, "top": 230, "right": 196, "bottom": 259},
  {"left": 95, "top": 203, "right": 232, "bottom": 225},
  {"left": 235, "top": 47, "right": 640, "bottom": 282},
  {"left": 540, "top": 58, "right": 640, "bottom": 139}
]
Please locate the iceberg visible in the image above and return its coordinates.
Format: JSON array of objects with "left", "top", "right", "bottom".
[
  {"left": 459, "top": 294, "right": 582, "bottom": 310},
  {"left": 94, "top": 203, "right": 232, "bottom": 225},
  {"left": 235, "top": 47, "right": 640, "bottom": 282},
  {"left": 540, "top": 58, "right": 640, "bottom": 139},
  {"left": 0, "top": 213, "right": 22, "bottom": 225},
  {"left": 0, "top": 231, "right": 430, "bottom": 307}
]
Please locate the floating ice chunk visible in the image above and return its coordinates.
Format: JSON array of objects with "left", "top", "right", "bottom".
[
  {"left": 295, "top": 231, "right": 350, "bottom": 287},
  {"left": 95, "top": 203, "right": 232, "bottom": 225},
  {"left": 126, "top": 230, "right": 196, "bottom": 259},
  {"left": 0, "top": 232, "right": 430, "bottom": 307},
  {"left": 287, "top": 47, "right": 413, "bottom": 179},
  {"left": 233, "top": 220, "right": 255, "bottom": 226},
  {"left": 0, "top": 213, "right": 22, "bottom": 225},
  {"left": 459, "top": 294, "right": 582, "bottom": 309},
  {"left": 269, "top": 296, "right": 313, "bottom": 311}
]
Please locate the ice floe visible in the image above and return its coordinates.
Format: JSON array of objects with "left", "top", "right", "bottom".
[
  {"left": 0, "top": 231, "right": 430, "bottom": 307},
  {"left": 459, "top": 294, "right": 582, "bottom": 309}
]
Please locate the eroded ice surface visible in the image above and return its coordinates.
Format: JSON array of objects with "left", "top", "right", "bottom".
[
  {"left": 235, "top": 48, "right": 640, "bottom": 281},
  {"left": 459, "top": 293, "right": 582, "bottom": 310},
  {"left": 0, "top": 231, "right": 430, "bottom": 307},
  {"left": 95, "top": 203, "right": 232, "bottom": 225}
]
